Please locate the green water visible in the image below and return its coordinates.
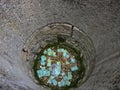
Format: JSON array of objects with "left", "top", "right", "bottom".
[{"left": 33, "top": 40, "right": 85, "bottom": 90}]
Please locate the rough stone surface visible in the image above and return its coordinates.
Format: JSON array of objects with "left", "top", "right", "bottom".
[{"left": 0, "top": 0, "right": 120, "bottom": 90}]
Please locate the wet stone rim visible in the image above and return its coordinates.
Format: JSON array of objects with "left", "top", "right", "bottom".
[
  {"left": 23, "top": 22, "right": 95, "bottom": 90},
  {"left": 33, "top": 43, "right": 85, "bottom": 90}
]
